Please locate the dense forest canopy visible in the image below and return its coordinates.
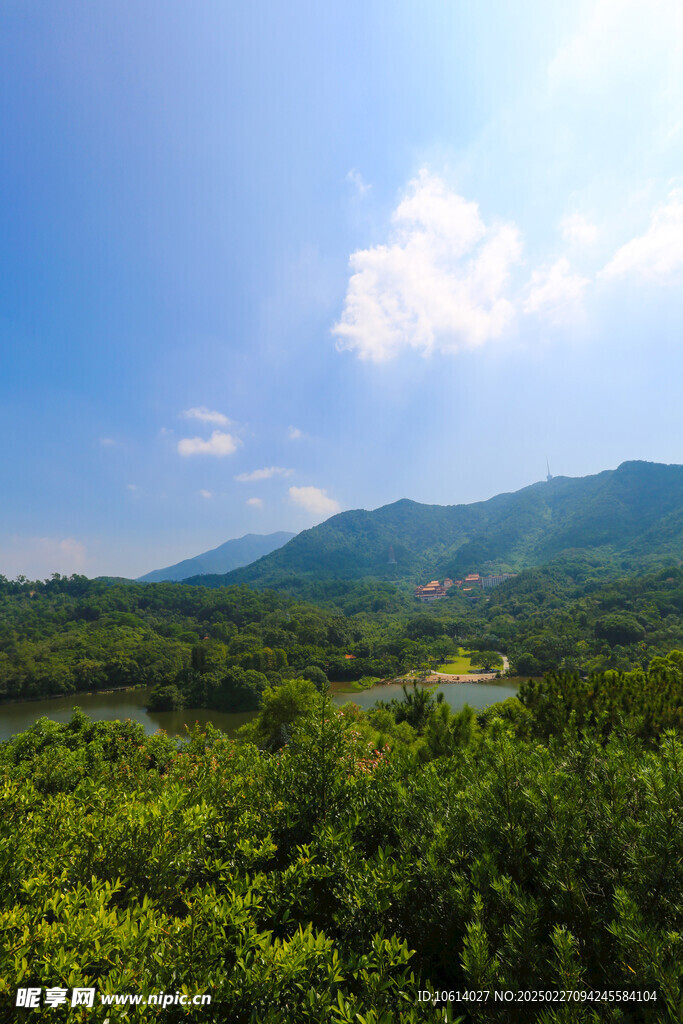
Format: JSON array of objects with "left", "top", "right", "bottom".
[
  {"left": 1, "top": 651, "right": 682, "bottom": 1020},
  {"left": 0, "top": 575, "right": 429, "bottom": 705},
  {"left": 1, "top": 517, "right": 681, "bottom": 1018},
  {"left": 0, "top": 563, "right": 681, "bottom": 706}
]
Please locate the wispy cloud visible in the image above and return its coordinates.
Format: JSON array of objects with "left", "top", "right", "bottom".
[
  {"left": 333, "top": 170, "right": 522, "bottom": 361},
  {"left": 288, "top": 426, "right": 304, "bottom": 440},
  {"left": 100, "top": 437, "right": 117, "bottom": 447},
  {"left": 180, "top": 406, "right": 231, "bottom": 426},
  {"left": 347, "top": 168, "right": 371, "bottom": 196},
  {"left": 198, "top": 489, "right": 212, "bottom": 499},
  {"left": 0, "top": 536, "right": 87, "bottom": 579},
  {"left": 548, "top": 0, "right": 682, "bottom": 100},
  {"left": 246, "top": 497, "right": 263, "bottom": 508},
  {"left": 560, "top": 214, "right": 599, "bottom": 248},
  {"left": 600, "top": 190, "right": 683, "bottom": 282},
  {"left": 524, "top": 259, "right": 590, "bottom": 324},
  {"left": 126, "top": 483, "right": 138, "bottom": 491},
  {"left": 289, "top": 485, "right": 340, "bottom": 519},
  {"left": 235, "top": 466, "right": 293, "bottom": 483},
  {"left": 177, "top": 431, "right": 241, "bottom": 457}
]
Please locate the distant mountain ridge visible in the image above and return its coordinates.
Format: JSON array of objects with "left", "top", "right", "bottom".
[
  {"left": 137, "top": 532, "right": 296, "bottom": 583},
  {"left": 184, "top": 462, "right": 683, "bottom": 590}
]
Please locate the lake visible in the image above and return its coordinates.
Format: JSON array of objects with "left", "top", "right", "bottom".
[
  {"left": 0, "top": 679, "right": 519, "bottom": 743},
  {"left": 331, "top": 678, "right": 519, "bottom": 712}
]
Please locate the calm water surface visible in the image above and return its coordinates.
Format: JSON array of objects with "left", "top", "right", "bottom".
[
  {"left": 331, "top": 679, "right": 519, "bottom": 712},
  {"left": 0, "top": 688, "right": 255, "bottom": 743},
  {"left": 0, "top": 679, "right": 518, "bottom": 743}
]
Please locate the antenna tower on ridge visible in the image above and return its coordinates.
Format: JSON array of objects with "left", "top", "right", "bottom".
[{"left": 546, "top": 457, "right": 553, "bottom": 483}]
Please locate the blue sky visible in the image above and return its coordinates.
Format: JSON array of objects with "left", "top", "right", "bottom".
[{"left": 1, "top": 0, "right": 682, "bottom": 579}]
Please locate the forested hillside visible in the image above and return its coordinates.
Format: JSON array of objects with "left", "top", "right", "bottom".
[
  {"left": 478, "top": 561, "right": 683, "bottom": 675},
  {"left": 1, "top": 652, "right": 682, "bottom": 1021},
  {"left": 1, "top": 564, "right": 681, "bottom": 1019},
  {"left": 0, "top": 565, "right": 681, "bottom": 705},
  {"left": 0, "top": 575, "right": 411, "bottom": 705},
  {"left": 192, "top": 461, "right": 683, "bottom": 590}
]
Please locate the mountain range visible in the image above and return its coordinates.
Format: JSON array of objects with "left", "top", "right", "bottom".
[
  {"left": 181, "top": 462, "right": 683, "bottom": 591},
  {"left": 137, "top": 531, "right": 296, "bottom": 583}
]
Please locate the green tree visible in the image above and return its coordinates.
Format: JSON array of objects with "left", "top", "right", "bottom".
[
  {"left": 301, "top": 664, "right": 328, "bottom": 691},
  {"left": 216, "top": 666, "right": 269, "bottom": 712},
  {"left": 241, "top": 676, "right": 319, "bottom": 749},
  {"left": 470, "top": 650, "right": 503, "bottom": 671},
  {"left": 147, "top": 683, "right": 185, "bottom": 711}
]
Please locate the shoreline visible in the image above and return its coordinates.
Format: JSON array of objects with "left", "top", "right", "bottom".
[
  {"left": 332, "top": 672, "right": 509, "bottom": 694},
  {"left": 427, "top": 671, "right": 503, "bottom": 683},
  {"left": 2, "top": 671, "right": 517, "bottom": 710},
  {"left": 0, "top": 683, "right": 147, "bottom": 708}
]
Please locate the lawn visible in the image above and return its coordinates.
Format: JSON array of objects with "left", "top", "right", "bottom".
[{"left": 436, "top": 648, "right": 474, "bottom": 674}]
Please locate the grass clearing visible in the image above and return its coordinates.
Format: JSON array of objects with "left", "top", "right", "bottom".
[{"left": 436, "top": 648, "right": 473, "bottom": 674}]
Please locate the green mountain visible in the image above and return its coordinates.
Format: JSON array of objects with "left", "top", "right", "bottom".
[
  {"left": 186, "top": 462, "right": 683, "bottom": 590},
  {"left": 137, "top": 531, "right": 296, "bottom": 583}
]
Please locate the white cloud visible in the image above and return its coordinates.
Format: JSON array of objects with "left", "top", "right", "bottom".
[
  {"left": 126, "top": 483, "right": 137, "bottom": 491},
  {"left": 246, "top": 497, "right": 264, "bottom": 508},
  {"left": 332, "top": 170, "right": 522, "bottom": 361},
  {"left": 524, "top": 259, "right": 590, "bottom": 324},
  {"left": 600, "top": 190, "right": 683, "bottom": 282},
  {"left": 57, "top": 538, "right": 86, "bottom": 568},
  {"left": 347, "top": 168, "right": 371, "bottom": 196},
  {"left": 288, "top": 426, "right": 304, "bottom": 440},
  {"left": 0, "top": 536, "right": 87, "bottom": 580},
  {"left": 234, "top": 466, "right": 293, "bottom": 483},
  {"left": 289, "top": 486, "right": 340, "bottom": 519},
  {"left": 100, "top": 437, "right": 117, "bottom": 447},
  {"left": 180, "top": 406, "right": 231, "bottom": 426},
  {"left": 549, "top": 0, "right": 682, "bottom": 95},
  {"left": 560, "top": 214, "right": 599, "bottom": 247},
  {"left": 177, "top": 431, "right": 240, "bottom": 457},
  {"left": 198, "top": 489, "right": 212, "bottom": 499}
]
